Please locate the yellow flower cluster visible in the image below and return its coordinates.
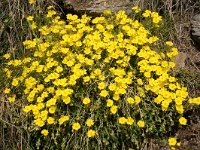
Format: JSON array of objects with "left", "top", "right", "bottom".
[
  {"left": 3, "top": 6, "right": 200, "bottom": 141},
  {"left": 86, "top": 119, "right": 96, "bottom": 138},
  {"left": 137, "top": 43, "right": 189, "bottom": 114},
  {"left": 189, "top": 97, "right": 200, "bottom": 105},
  {"left": 118, "top": 117, "right": 134, "bottom": 125},
  {"left": 133, "top": 6, "right": 162, "bottom": 25}
]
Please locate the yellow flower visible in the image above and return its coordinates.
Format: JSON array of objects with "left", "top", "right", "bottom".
[
  {"left": 127, "top": 97, "right": 134, "bottom": 104},
  {"left": 8, "top": 95, "right": 16, "bottom": 103},
  {"left": 151, "top": 12, "right": 162, "bottom": 24},
  {"left": 144, "top": 72, "right": 151, "bottom": 78},
  {"left": 63, "top": 96, "right": 71, "bottom": 105},
  {"left": 127, "top": 117, "right": 134, "bottom": 125},
  {"left": 99, "top": 90, "right": 108, "bottom": 97},
  {"left": 86, "top": 119, "right": 94, "bottom": 127},
  {"left": 134, "top": 96, "right": 141, "bottom": 104},
  {"left": 176, "top": 105, "right": 184, "bottom": 114},
  {"left": 179, "top": 117, "right": 187, "bottom": 125},
  {"left": 56, "top": 66, "right": 63, "bottom": 73},
  {"left": 41, "top": 129, "right": 49, "bottom": 136},
  {"left": 29, "top": 0, "right": 36, "bottom": 5},
  {"left": 189, "top": 97, "right": 200, "bottom": 105},
  {"left": 166, "top": 41, "right": 173, "bottom": 46},
  {"left": 83, "top": 97, "right": 91, "bottom": 105},
  {"left": 23, "top": 105, "right": 32, "bottom": 113},
  {"left": 169, "top": 77, "right": 176, "bottom": 82},
  {"left": 137, "top": 120, "right": 145, "bottom": 128},
  {"left": 177, "top": 142, "right": 181, "bottom": 146},
  {"left": 34, "top": 119, "right": 45, "bottom": 127},
  {"left": 113, "top": 94, "right": 120, "bottom": 101},
  {"left": 47, "top": 6, "right": 53, "bottom": 10},
  {"left": 72, "top": 122, "right": 81, "bottom": 131},
  {"left": 31, "top": 22, "right": 37, "bottom": 29},
  {"left": 142, "top": 10, "right": 151, "bottom": 17},
  {"left": 106, "top": 99, "right": 113, "bottom": 107},
  {"left": 170, "top": 147, "right": 176, "bottom": 150},
  {"left": 47, "top": 10, "right": 57, "bottom": 18},
  {"left": 110, "top": 105, "right": 118, "bottom": 114},
  {"left": 103, "top": 10, "right": 112, "bottom": 15},
  {"left": 49, "top": 106, "right": 56, "bottom": 114},
  {"left": 12, "top": 78, "right": 19, "bottom": 86},
  {"left": 37, "top": 103, "right": 45, "bottom": 110},
  {"left": 137, "top": 78, "right": 143, "bottom": 85},
  {"left": 4, "top": 88, "right": 10, "bottom": 94},
  {"left": 169, "top": 83, "right": 176, "bottom": 90},
  {"left": 83, "top": 76, "right": 90, "bottom": 83},
  {"left": 98, "top": 82, "right": 106, "bottom": 90},
  {"left": 46, "top": 98, "right": 56, "bottom": 107},
  {"left": 47, "top": 117, "right": 55, "bottom": 124},
  {"left": 94, "top": 69, "right": 101, "bottom": 76},
  {"left": 27, "top": 16, "right": 34, "bottom": 21},
  {"left": 87, "top": 129, "right": 96, "bottom": 138},
  {"left": 132, "top": 6, "right": 141, "bottom": 13},
  {"left": 109, "top": 83, "right": 116, "bottom": 91},
  {"left": 59, "top": 116, "right": 69, "bottom": 125},
  {"left": 118, "top": 117, "right": 127, "bottom": 124},
  {"left": 40, "top": 110, "right": 48, "bottom": 121},
  {"left": 161, "top": 100, "right": 170, "bottom": 111},
  {"left": 169, "top": 62, "right": 175, "bottom": 68},
  {"left": 168, "top": 137, "right": 177, "bottom": 146},
  {"left": 152, "top": 16, "right": 162, "bottom": 24},
  {"left": 3, "top": 54, "right": 10, "bottom": 59},
  {"left": 175, "top": 97, "right": 183, "bottom": 105}
]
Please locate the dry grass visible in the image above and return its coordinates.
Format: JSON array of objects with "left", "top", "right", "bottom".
[
  {"left": 0, "top": 1, "right": 44, "bottom": 149},
  {"left": 0, "top": 0, "right": 29, "bottom": 55}
]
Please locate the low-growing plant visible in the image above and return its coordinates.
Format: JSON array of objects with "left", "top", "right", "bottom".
[{"left": 2, "top": 4, "right": 200, "bottom": 150}]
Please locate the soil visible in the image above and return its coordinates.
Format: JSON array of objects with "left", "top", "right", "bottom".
[{"left": 176, "top": 108, "right": 200, "bottom": 150}]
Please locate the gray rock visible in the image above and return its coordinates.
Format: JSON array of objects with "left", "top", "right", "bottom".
[
  {"left": 191, "top": 14, "right": 200, "bottom": 46},
  {"left": 63, "top": 0, "right": 135, "bottom": 16}
]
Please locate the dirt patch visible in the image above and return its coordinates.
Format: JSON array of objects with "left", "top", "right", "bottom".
[{"left": 177, "top": 108, "right": 200, "bottom": 150}]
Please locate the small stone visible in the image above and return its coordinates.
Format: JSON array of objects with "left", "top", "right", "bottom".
[{"left": 174, "top": 52, "right": 187, "bottom": 69}]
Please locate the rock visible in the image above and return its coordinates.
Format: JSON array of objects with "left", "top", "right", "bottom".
[
  {"left": 191, "top": 14, "right": 200, "bottom": 48},
  {"left": 62, "top": 0, "right": 135, "bottom": 16},
  {"left": 174, "top": 52, "right": 188, "bottom": 69}
]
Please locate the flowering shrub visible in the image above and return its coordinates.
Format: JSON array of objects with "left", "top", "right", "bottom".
[{"left": 2, "top": 5, "right": 200, "bottom": 149}]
